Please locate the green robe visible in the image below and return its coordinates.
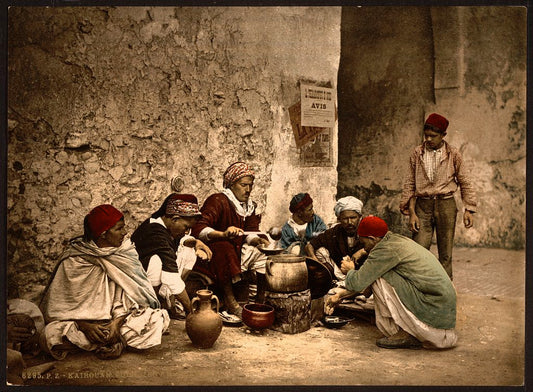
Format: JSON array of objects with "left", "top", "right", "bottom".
[{"left": 344, "top": 232, "right": 456, "bottom": 329}]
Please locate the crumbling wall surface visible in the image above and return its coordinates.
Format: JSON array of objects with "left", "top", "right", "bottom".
[
  {"left": 444, "top": 6, "right": 526, "bottom": 249},
  {"left": 337, "top": 6, "right": 526, "bottom": 248},
  {"left": 7, "top": 6, "right": 341, "bottom": 299},
  {"left": 337, "top": 6, "right": 434, "bottom": 236}
]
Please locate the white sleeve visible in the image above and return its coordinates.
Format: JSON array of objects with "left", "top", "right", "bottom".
[
  {"left": 176, "top": 244, "right": 198, "bottom": 272},
  {"left": 147, "top": 254, "right": 186, "bottom": 295},
  {"left": 198, "top": 227, "right": 215, "bottom": 241},
  {"left": 146, "top": 255, "right": 163, "bottom": 287},
  {"left": 161, "top": 270, "right": 186, "bottom": 295}
]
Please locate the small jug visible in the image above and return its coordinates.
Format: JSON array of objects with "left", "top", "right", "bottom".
[{"left": 185, "top": 289, "right": 223, "bottom": 349}]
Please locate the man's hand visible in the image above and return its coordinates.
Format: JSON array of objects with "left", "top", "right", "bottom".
[
  {"left": 105, "top": 317, "right": 126, "bottom": 344},
  {"left": 7, "top": 325, "right": 35, "bottom": 343},
  {"left": 409, "top": 213, "right": 420, "bottom": 233},
  {"left": 195, "top": 239, "right": 212, "bottom": 261},
  {"left": 76, "top": 321, "right": 109, "bottom": 344},
  {"left": 341, "top": 256, "right": 355, "bottom": 274},
  {"left": 325, "top": 293, "right": 342, "bottom": 315},
  {"left": 267, "top": 226, "right": 282, "bottom": 241},
  {"left": 351, "top": 248, "right": 367, "bottom": 263},
  {"left": 249, "top": 236, "right": 270, "bottom": 247},
  {"left": 7, "top": 314, "right": 36, "bottom": 343},
  {"left": 224, "top": 226, "right": 244, "bottom": 239},
  {"left": 463, "top": 210, "right": 474, "bottom": 228},
  {"left": 325, "top": 288, "right": 354, "bottom": 314}
]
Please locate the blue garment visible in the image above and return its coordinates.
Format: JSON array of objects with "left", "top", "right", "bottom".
[{"left": 280, "top": 214, "right": 327, "bottom": 249}]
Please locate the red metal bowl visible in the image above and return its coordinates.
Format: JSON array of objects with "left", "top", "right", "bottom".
[{"left": 242, "top": 303, "right": 275, "bottom": 330}]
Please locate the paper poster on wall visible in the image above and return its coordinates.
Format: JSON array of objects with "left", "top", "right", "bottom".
[
  {"left": 299, "top": 128, "right": 334, "bottom": 167},
  {"left": 288, "top": 101, "right": 327, "bottom": 147},
  {"left": 300, "top": 84, "right": 336, "bottom": 128}
]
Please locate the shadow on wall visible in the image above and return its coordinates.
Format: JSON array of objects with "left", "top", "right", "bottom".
[
  {"left": 336, "top": 6, "right": 526, "bottom": 250},
  {"left": 337, "top": 183, "right": 411, "bottom": 238}
]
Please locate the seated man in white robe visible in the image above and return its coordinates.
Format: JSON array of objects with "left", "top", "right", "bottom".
[{"left": 39, "top": 204, "right": 170, "bottom": 360}]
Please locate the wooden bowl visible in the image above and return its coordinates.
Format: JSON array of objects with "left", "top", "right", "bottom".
[{"left": 242, "top": 303, "right": 275, "bottom": 330}]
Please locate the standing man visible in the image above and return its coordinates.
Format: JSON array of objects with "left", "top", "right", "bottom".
[
  {"left": 279, "top": 192, "right": 327, "bottom": 255},
  {"left": 305, "top": 196, "right": 367, "bottom": 281},
  {"left": 132, "top": 194, "right": 212, "bottom": 319},
  {"left": 400, "top": 113, "right": 477, "bottom": 279},
  {"left": 192, "top": 162, "right": 270, "bottom": 318},
  {"left": 326, "top": 216, "right": 457, "bottom": 350}
]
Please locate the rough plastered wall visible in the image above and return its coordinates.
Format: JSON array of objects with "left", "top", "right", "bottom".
[
  {"left": 337, "top": 6, "right": 526, "bottom": 249},
  {"left": 7, "top": 6, "right": 341, "bottom": 299}
]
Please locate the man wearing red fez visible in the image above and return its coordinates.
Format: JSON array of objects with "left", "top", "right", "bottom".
[
  {"left": 40, "top": 204, "right": 170, "bottom": 360},
  {"left": 191, "top": 161, "right": 271, "bottom": 318},
  {"left": 279, "top": 193, "right": 327, "bottom": 255},
  {"left": 326, "top": 216, "right": 457, "bottom": 350},
  {"left": 131, "top": 194, "right": 212, "bottom": 319},
  {"left": 399, "top": 113, "right": 477, "bottom": 279}
]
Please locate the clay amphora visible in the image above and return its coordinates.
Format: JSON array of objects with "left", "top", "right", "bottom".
[
  {"left": 185, "top": 289, "right": 223, "bottom": 349},
  {"left": 265, "top": 254, "right": 308, "bottom": 293}
]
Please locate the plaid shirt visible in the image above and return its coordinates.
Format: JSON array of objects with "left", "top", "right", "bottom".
[
  {"left": 400, "top": 141, "right": 477, "bottom": 214},
  {"left": 423, "top": 145, "right": 443, "bottom": 182}
]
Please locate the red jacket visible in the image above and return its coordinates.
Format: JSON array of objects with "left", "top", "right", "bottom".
[{"left": 192, "top": 193, "right": 261, "bottom": 283}]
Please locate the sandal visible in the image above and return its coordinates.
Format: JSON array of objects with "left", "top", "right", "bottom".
[{"left": 226, "top": 303, "right": 243, "bottom": 318}]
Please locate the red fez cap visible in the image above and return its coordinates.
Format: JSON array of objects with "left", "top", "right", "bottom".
[
  {"left": 86, "top": 204, "right": 124, "bottom": 239},
  {"left": 424, "top": 113, "right": 449, "bottom": 133},
  {"left": 289, "top": 193, "right": 313, "bottom": 213},
  {"left": 357, "top": 216, "right": 388, "bottom": 238}
]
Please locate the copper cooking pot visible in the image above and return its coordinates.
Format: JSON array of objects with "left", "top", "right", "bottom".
[{"left": 265, "top": 254, "right": 308, "bottom": 293}]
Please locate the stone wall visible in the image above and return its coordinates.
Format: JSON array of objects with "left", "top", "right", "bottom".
[
  {"left": 7, "top": 6, "right": 341, "bottom": 299},
  {"left": 337, "top": 6, "right": 526, "bottom": 249}
]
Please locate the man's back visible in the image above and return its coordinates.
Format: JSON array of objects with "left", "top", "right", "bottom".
[{"left": 347, "top": 232, "right": 456, "bottom": 329}]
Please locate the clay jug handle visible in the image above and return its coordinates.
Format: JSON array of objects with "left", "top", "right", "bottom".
[
  {"left": 266, "top": 259, "right": 273, "bottom": 276},
  {"left": 211, "top": 295, "right": 220, "bottom": 313},
  {"left": 191, "top": 297, "right": 200, "bottom": 313}
]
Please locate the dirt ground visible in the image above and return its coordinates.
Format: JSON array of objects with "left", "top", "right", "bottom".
[{"left": 19, "top": 247, "right": 525, "bottom": 387}]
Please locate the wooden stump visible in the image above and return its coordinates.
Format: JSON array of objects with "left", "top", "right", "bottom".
[
  {"left": 266, "top": 289, "right": 311, "bottom": 334},
  {"left": 310, "top": 297, "right": 325, "bottom": 323}
]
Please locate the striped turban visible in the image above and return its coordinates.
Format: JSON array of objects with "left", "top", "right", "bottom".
[
  {"left": 165, "top": 194, "right": 202, "bottom": 217},
  {"left": 223, "top": 162, "right": 255, "bottom": 189}
]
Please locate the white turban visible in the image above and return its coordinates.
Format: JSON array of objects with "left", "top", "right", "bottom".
[{"left": 334, "top": 196, "right": 363, "bottom": 217}]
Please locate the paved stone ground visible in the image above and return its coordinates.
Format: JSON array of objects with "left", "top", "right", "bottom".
[
  {"left": 450, "top": 247, "right": 525, "bottom": 298},
  {"left": 17, "top": 247, "right": 527, "bottom": 388}
]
